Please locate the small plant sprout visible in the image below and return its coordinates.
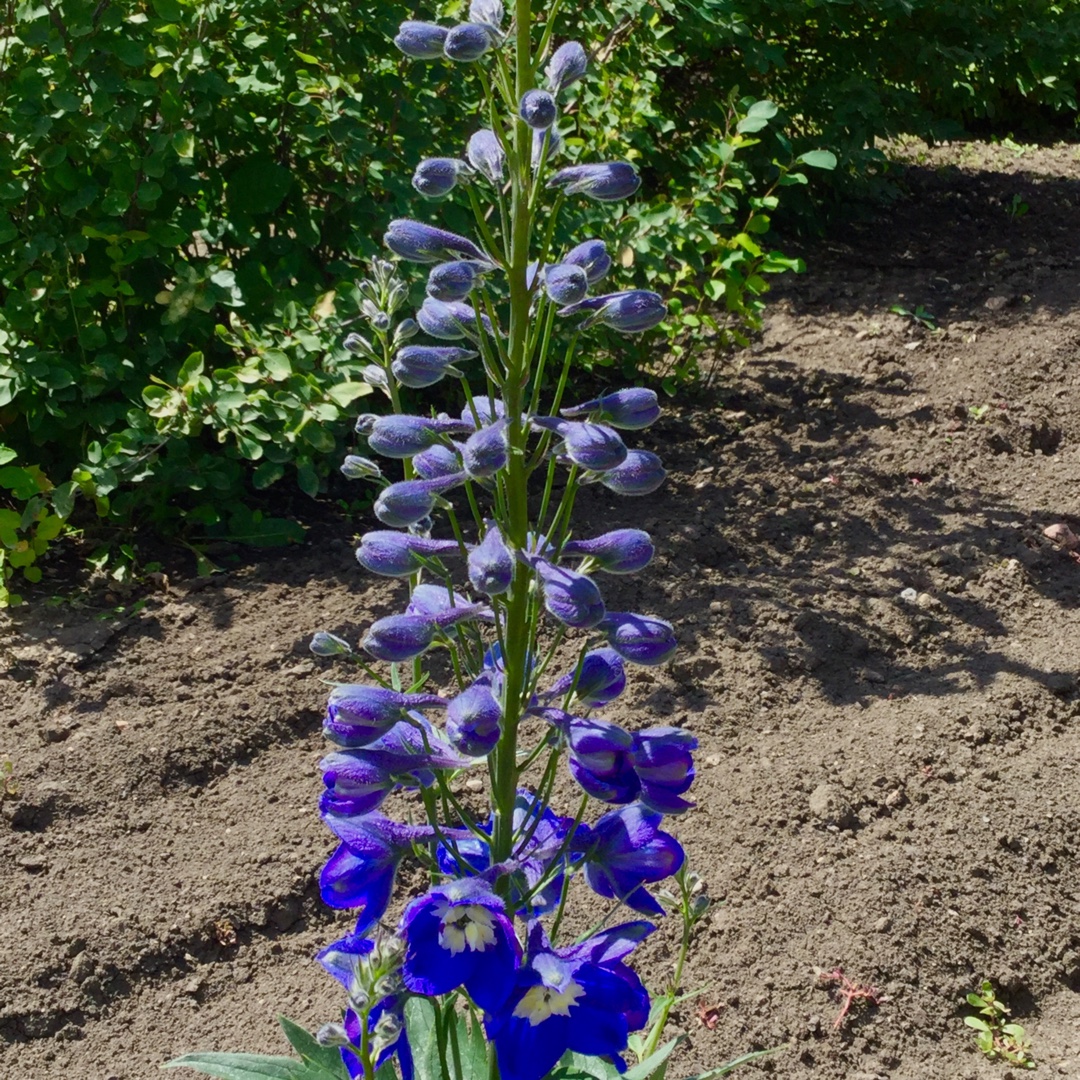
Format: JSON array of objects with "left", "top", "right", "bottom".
[
  {"left": 888, "top": 303, "right": 938, "bottom": 331},
  {"left": 1006, "top": 194, "right": 1030, "bottom": 221},
  {"left": 964, "top": 980, "right": 1035, "bottom": 1069},
  {"left": 817, "top": 968, "right": 885, "bottom": 1030},
  {"left": 1, "top": 756, "right": 17, "bottom": 799}
]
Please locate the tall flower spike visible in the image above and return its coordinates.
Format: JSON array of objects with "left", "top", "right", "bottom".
[
  {"left": 384, "top": 219, "right": 491, "bottom": 265},
  {"left": 545, "top": 40, "right": 588, "bottom": 94},
  {"left": 413, "top": 158, "right": 471, "bottom": 199},
  {"left": 547, "top": 162, "right": 640, "bottom": 202},
  {"left": 394, "top": 21, "right": 449, "bottom": 60},
  {"left": 467, "top": 129, "right": 506, "bottom": 184}
]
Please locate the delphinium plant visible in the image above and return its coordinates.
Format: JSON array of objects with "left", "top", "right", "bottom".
[{"left": 168, "top": 4, "right": 773, "bottom": 1080}]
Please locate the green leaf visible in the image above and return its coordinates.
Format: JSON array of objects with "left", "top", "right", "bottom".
[
  {"left": 227, "top": 157, "right": 293, "bottom": 215},
  {"left": 252, "top": 461, "right": 286, "bottom": 489},
  {"left": 746, "top": 100, "right": 778, "bottom": 120},
  {"left": 404, "top": 997, "right": 440, "bottom": 1080},
  {"left": 0, "top": 447, "right": 16, "bottom": 466},
  {"left": 326, "top": 381, "right": 373, "bottom": 407},
  {"left": 682, "top": 1046, "right": 785, "bottom": 1079},
  {"left": 622, "top": 1037, "right": 684, "bottom": 1080},
  {"left": 162, "top": 1052, "right": 309, "bottom": 1078},
  {"left": 177, "top": 352, "right": 205, "bottom": 386},
  {"left": 797, "top": 150, "right": 838, "bottom": 170},
  {"left": 277, "top": 1017, "right": 349, "bottom": 1078}
]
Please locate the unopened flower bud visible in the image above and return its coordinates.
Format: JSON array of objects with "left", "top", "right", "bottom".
[
  {"left": 394, "top": 20, "right": 448, "bottom": 60},
  {"left": 562, "top": 387, "right": 660, "bottom": 429},
  {"left": 316, "top": 1023, "right": 351, "bottom": 1048},
  {"left": 366, "top": 414, "right": 472, "bottom": 459},
  {"left": 468, "top": 522, "right": 513, "bottom": 595},
  {"left": 413, "top": 157, "right": 471, "bottom": 199},
  {"left": 543, "top": 263, "right": 588, "bottom": 306},
  {"left": 532, "top": 127, "right": 562, "bottom": 170},
  {"left": 310, "top": 631, "right": 353, "bottom": 657},
  {"left": 546, "top": 40, "right": 588, "bottom": 94},
  {"left": 520, "top": 89, "right": 557, "bottom": 130},
  {"left": 418, "top": 297, "right": 495, "bottom": 341},
  {"left": 354, "top": 414, "right": 378, "bottom": 435},
  {"left": 340, "top": 455, "right": 382, "bottom": 480},
  {"left": 426, "top": 260, "right": 484, "bottom": 302},
  {"left": 462, "top": 418, "right": 509, "bottom": 478},
  {"left": 564, "top": 239, "right": 611, "bottom": 285},
  {"left": 394, "top": 317, "right": 419, "bottom": 344},
  {"left": 600, "top": 612, "right": 677, "bottom": 666},
  {"left": 362, "top": 614, "right": 437, "bottom": 662},
  {"left": 467, "top": 129, "right": 506, "bottom": 184},
  {"left": 447, "top": 683, "right": 503, "bottom": 756},
  {"left": 562, "top": 528, "right": 654, "bottom": 574},
  {"left": 392, "top": 344, "right": 475, "bottom": 389},
  {"left": 469, "top": 0, "right": 504, "bottom": 29},
  {"left": 343, "top": 332, "right": 377, "bottom": 358},
  {"left": 384, "top": 219, "right": 491, "bottom": 265},
  {"left": 373, "top": 474, "right": 466, "bottom": 528},
  {"left": 444, "top": 23, "right": 492, "bottom": 62},
  {"left": 597, "top": 449, "right": 666, "bottom": 496},
  {"left": 547, "top": 162, "right": 640, "bottom": 202}
]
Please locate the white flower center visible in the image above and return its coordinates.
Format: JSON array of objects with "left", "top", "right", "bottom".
[
  {"left": 512, "top": 980, "right": 585, "bottom": 1026},
  {"left": 434, "top": 901, "right": 498, "bottom": 956}
]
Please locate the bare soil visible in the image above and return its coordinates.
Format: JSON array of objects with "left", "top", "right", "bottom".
[{"left": 3, "top": 141, "right": 1080, "bottom": 1080}]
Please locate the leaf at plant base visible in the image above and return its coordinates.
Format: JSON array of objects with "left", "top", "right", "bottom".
[
  {"left": 558, "top": 1051, "right": 620, "bottom": 1080},
  {"left": 278, "top": 1017, "right": 349, "bottom": 1077},
  {"left": 621, "top": 1036, "right": 684, "bottom": 1080},
  {"left": 404, "top": 996, "right": 440, "bottom": 1080},
  {"left": 162, "top": 1051, "right": 318, "bottom": 1079},
  {"left": 964, "top": 1016, "right": 991, "bottom": 1031},
  {"left": 453, "top": 1010, "right": 488, "bottom": 1080},
  {"left": 682, "top": 1045, "right": 785, "bottom": 1079},
  {"left": 797, "top": 150, "right": 838, "bottom": 170}
]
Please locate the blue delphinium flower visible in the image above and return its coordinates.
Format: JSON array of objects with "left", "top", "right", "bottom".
[
  {"left": 385, "top": 219, "right": 491, "bottom": 265},
  {"left": 562, "top": 529, "right": 654, "bottom": 574},
  {"left": 400, "top": 878, "right": 520, "bottom": 1011},
  {"left": 534, "top": 418, "right": 628, "bottom": 471},
  {"left": 547, "top": 162, "right": 640, "bottom": 201},
  {"left": 563, "top": 239, "right": 611, "bottom": 285},
  {"left": 599, "top": 611, "right": 677, "bottom": 665},
  {"left": 543, "top": 647, "right": 626, "bottom": 707},
  {"left": 562, "top": 387, "right": 660, "bottom": 429},
  {"left": 560, "top": 289, "right": 666, "bottom": 333},
  {"left": 444, "top": 23, "right": 493, "bottom": 62},
  {"left": 394, "top": 21, "right": 449, "bottom": 60},
  {"left": 486, "top": 922, "right": 652, "bottom": 1080},
  {"left": 630, "top": 726, "right": 697, "bottom": 814},
  {"left": 407, "top": 582, "right": 481, "bottom": 618},
  {"left": 596, "top": 449, "right": 666, "bottom": 496},
  {"left": 467, "top": 129, "right": 506, "bottom": 184},
  {"left": 566, "top": 716, "right": 639, "bottom": 802},
  {"left": 446, "top": 681, "right": 503, "bottom": 755},
  {"left": 413, "top": 157, "right": 471, "bottom": 199},
  {"left": 545, "top": 40, "right": 588, "bottom": 94},
  {"left": 392, "top": 345, "right": 475, "bottom": 389},
  {"left": 579, "top": 803, "right": 684, "bottom": 915},
  {"left": 355, "top": 531, "right": 461, "bottom": 578},
  {"left": 468, "top": 522, "right": 514, "bottom": 595},
  {"left": 542, "top": 263, "right": 588, "bottom": 306},
  {"left": 374, "top": 474, "right": 467, "bottom": 528},
  {"left": 324, "top": 685, "right": 447, "bottom": 748},
  {"left": 520, "top": 89, "right": 558, "bottom": 130},
  {"left": 362, "top": 601, "right": 487, "bottom": 662}
]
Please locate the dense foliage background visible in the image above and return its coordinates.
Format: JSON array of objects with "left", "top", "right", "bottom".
[{"left": 1, "top": 0, "right": 1078, "bottom": 601}]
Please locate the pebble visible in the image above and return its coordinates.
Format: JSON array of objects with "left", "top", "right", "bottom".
[
  {"left": 808, "top": 784, "right": 856, "bottom": 829},
  {"left": 899, "top": 587, "right": 918, "bottom": 603},
  {"left": 464, "top": 778, "right": 484, "bottom": 793}
]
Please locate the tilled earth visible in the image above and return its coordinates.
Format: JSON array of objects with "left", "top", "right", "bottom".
[{"left": 3, "top": 141, "right": 1080, "bottom": 1079}]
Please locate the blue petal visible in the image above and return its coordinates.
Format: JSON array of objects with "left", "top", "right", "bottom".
[{"left": 491, "top": 1012, "right": 569, "bottom": 1080}]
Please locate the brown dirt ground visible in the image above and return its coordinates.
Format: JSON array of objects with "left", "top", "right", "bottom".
[{"left": 3, "top": 140, "right": 1080, "bottom": 1080}]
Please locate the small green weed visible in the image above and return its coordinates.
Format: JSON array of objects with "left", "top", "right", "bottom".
[
  {"left": 968, "top": 404, "right": 991, "bottom": 422},
  {"left": 964, "top": 980, "right": 1035, "bottom": 1069},
  {"left": 1006, "top": 194, "right": 1030, "bottom": 221},
  {"left": 889, "top": 303, "right": 938, "bottom": 331},
  {"left": 0, "top": 757, "right": 17, "bottom": 799}
]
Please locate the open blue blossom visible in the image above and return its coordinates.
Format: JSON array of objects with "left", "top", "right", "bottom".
[
  {"left": 367, "top": 414, "right": 472, "bottom": 458},
  {"left": 385, "top": 219, "right": 491, "bottom": 265},
  {"left": 562, "top": 387, "right": 660, "bottom": 429},
  {"left": 400, "top": 878, "right": 520, "bottom": 1012},
  {"left": 418, "top": 297, "right": 496, "bottom": 340},
  {"left": 562, "top": 529, "right": 654, "bottom": 574},
  {"left": 631, "top": 726, "right": 697, "bottom": 814},
  {"left": 467, "top": 129, "right": 506, "bottom": 184},
  {"left": 413, "top": 157, "right": 471, "bottom": 199},
  {"left": 543, "top": 263, "right": 588, "bottom": 306},
  {"left": 563, "top": 239, "right": 611, "bottom": 285},
  {"left": 324, "top": 685, "right": 447, "bottom": 748},
  {"left": 486, "top": 922, "right": 652, "bottom": 1080},
  {"left": 579, "top": 804, "right": 685, "bottom": 915},
  {"left": 392, "top": 345, "right": 475, "bottom": 389},
  {"left": 544, "top": 647, "right": 626, "bottom": 707},
  {"left": 374, "top": 473, "right": 466, "bottom": 528},
  {"left": 599, "top": 611, "right": 677, "bottom": 665},
  {"left": 444, "top": 22, "right": 493, "bottom": 62},
  {"left": 567, "top": 716, "right": 639, "bottom": 802},
  {"left": 561, "top": 290, "right": 666, "bottom": 333},
  {"left": 547, "top": 162, "right": 640, "bottom": 202},
  {"left": 426, "top": 260, "right": 486, "bottom": 301},
  {"left": 394, "top": 21, "right": 448, "bottom": 60},
  {"left": 545, "top": 40, "right": 588, "bottom": 94},
  {"left": 356, "top": 531, "right": 460, "bottom": 578},
  {"left": 446, "top": 682, "right": 503, "bottom": 756},
  {"left": 469, "top": 522, "right": 514, "bottom": 595},
  {"left": 520, "top": 89, "right": 557, "bottom": 130},
  {"left": 596, "top": 449, "right": 666, "bottom": 496}
]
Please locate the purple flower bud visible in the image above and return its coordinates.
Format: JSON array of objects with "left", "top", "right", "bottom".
[
  {"left": 528, "top": 556, "right": 606, "bottom": 628},
  {"left": 373, "top": 473, "right": 466, "bottom": 528},
  {"left": 394, "top": 21, "right": 449, "bottom": 60},
  {"left": 354, "top": 413, "right": 378, "bottom": 435},
  {"left": 547, "top": 162, "right": 640, "bottom": 202},
  {"left": 562, "top": 529, "right": 654, "bottom": 574},
  {"left": 531, "top": 127, "right": 562, "bottom": 170},
  {"left": 546, "top": 647, "right": 626, "bottom": 707},
  {"left": 392, "top": 344, "right": 475, "bottom": 389},
  {"left": 446, "top": 683, "right": 503, "bottom": 756},
  {"left": 600, "top": 612, "right": 677, "bottom": 666},
  {"left": 418, "top": 297, "right": 496, "bottom": 341},
  {"left": 343, "top": 331, "right": 376, "bottom": 358},
  {"left": 562, "top": 387, "right": 660, "bottom": 429},
  {"left": 324, "top": 684, "right": 447, "bottom": 747},
  {"left": 543, "top": 263, "right": 588, "bottom": 306},
  {"left": 340, "top": 455, "right": 382, "bottom": 481},
  {"left": 461, "top": 397, "right": 505, "bottom": 427},
  {"left": 467, "top": 129, "right": 506, "bottom": 184},
  {"left": 367, "top": 414, "right": 473, "bottom": 459},
  {"left": 407, "top": 583, "right": 488, "bottom": 621},
  {"left": 597, "top": 449, "right": 666, "bottom": 496},
  {"left": 468, "top": 522, "right": 514, "bottom": 595},
  {"left": 310, "top": 631, "right": 352, "bottom": 657},
  {"left": 532, "top": 417, "right": 627, "bottom": 471},
  {"left": 519, "top": 89, "right": 557, "bottom": 130},
  {"left": 318, "top": 752, "right": 396, "bottom": 817},
  {"left": 444, "top": 23, "right": 492, "bottom": 62},
  {"left": 356, "top": 531, "right": 461, "bottom": 578},
  {"left": 384, "top": 219, "right": 490, "bottom": 265},
  {"left": 568, "top": 717, "right": 639, "bottom": 802},
  {"left": 413, "top": 157, "right": 471, "bottom": 199},
  {"left": 560, "top": 289, "right": 666, "bottom": 333},
  {"left": 546, "top": 41, "right": 588, "bottom": 94},
  {"left": 631, "top": 727, "right": 697, "bottom": 815},
  {"left": 469, "top": 0, "right": 504, "bottom": 29},
  {"left": 394, "top": 318, "right": 420, "bottom": 344},
  {"left": 426, "top": 260, "right": 485, "bottom": 302},
  {"left": 463, "top": 418, "right": 509, "bottom": 478},
  {"left": 564, "top": 239, "right": 611, "bottom": 285},
  {"left": 413, "top": 443, "right": 463, "bottom": 479},
  {"left": 362, "top": 614, "right": 437, "bottom": 662}
]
